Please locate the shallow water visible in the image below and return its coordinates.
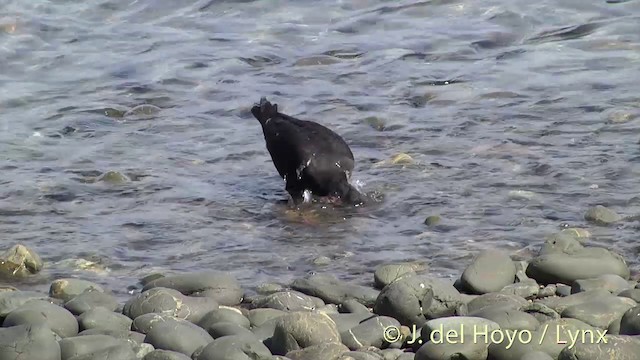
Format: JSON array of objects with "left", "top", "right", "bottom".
[{"left": 1, "top": 0, "right": 640, "bottom": 299}]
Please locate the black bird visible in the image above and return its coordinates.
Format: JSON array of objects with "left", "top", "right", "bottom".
[{"left": 251, "top": 97, "right": 366, "bottom": 206}]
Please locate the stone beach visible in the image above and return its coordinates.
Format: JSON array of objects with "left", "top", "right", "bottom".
[{"left": 1, "top": 207, "right": 640, "bottom": 359}]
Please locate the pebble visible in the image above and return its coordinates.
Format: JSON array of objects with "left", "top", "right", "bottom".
[
  {"left": 78, "top": 307, "right": 133, "bottom": 332},
  {"left": 341, "top": 315, "right": 400, "bottom": 350},
  {"left": 270, "top": 311, "right": 341, "bottom": 355},
  {"left": 3, "top": 299, "right": 79, "bottom": 338},
  {"left": 374, "top": 262, "right": 428, "bottom": 289},
  {"left": 123, "top": 287, "right": 219, "bottom": 323},
  {"left": 250, "top": 290, "right": 323, "bottom": 311},
  {"left": 471, "top": 306, "right": 540, "bottom": 331},
  {"left": 291, "top": 273, "right": 380, "bottom": 306},
  {"left": 59, "top": 334, "right": 132, "bottom": 359},
  {"left": 560, "top": 296, "right": 636, "bottom": 328},
  {"left": 0, "top": 324, "right": 61, "bottom": 360},
  {"left": 142, "top": 271, "right": 243, "bottom": 306},
  {"left": 49, "top": 278, "right": 104, "bottom": 302},
  {"left": 143, "top": 316, "right": 214, "bottom": 356},
  {"left": 460, "top": 249, "right": 516, "bottom": 294},
  {"left": 584, "top": 205, "right": 622, "bottom": 225},
  {"left": 197, "top": 307, "right": 251, "bottom": 330},
  {"left": 571, "top": 274, "right": 631, "bottom": 294},
  {"left": 64, "top": 288, "right": 119, "bottom": 315}
]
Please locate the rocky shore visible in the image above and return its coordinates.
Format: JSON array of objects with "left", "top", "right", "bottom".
[{"left": 1, "top": 205, "right": 640, "bottom": 360}]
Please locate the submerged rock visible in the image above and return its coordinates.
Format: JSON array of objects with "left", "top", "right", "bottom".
[
  {"left": 291, "top": 273, "right": 379, "bottom": 306},
  {"left": 123, "top": 287, "right": 219, "bottom": 324},
  {"left": 142, "top": 271, "right": 243, "bottom": 306},
  {"left": 0, "top": 244, "right": 43, "bottom": 278}
]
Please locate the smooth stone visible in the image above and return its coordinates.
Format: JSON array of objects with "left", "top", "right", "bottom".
[
  {"left": 123, "top": 287, "right": 219, "bottom": 324},
  {"left": 271, "top": 311, "right": 341, "bottom": 355},
  {"left": 143, "top": 317, "right": 214, "bottom": 356},
  {"left": 284, "top": 342, "right": 349, "bottom": 360},
  {"left": 64, "top": 289, "right": 119, "bottom": 315},
  {"left": 526, "top": 249, "right": 630, "bottom": 285},
  {"left": 206, "top": 321, "right": 257, "bottom": 339},
  {"left": 78, "top": 328, "right": 144, "bottom": 343},
  {"left": 142, "top": 271, "right": 243, "bottom": 306},
  {"left": 520, "top": 302, "right": 560, "bottom": 324},
  {"left": 397, "top": 354, "right": 415, "bottom": 360},
  {"left": 538, "top": 285, "right": 557, "bottom": 298},
  {"left": 467, "top": 293, "right": 528, "bottom": 314},
  {"left": 144, "top": 349, "right": 192, "bottom": 360},
  {"left": 0, "top": 324, "right": 60, "bottom": 360},
  {"left": 0, "top": 291, "right": 54, "bottom": 317},
  {"left": 132, "top": 313, "right": 179, "bottom": 334},
  {"left": 521, "top": 351, "right": 554, "bottom": 360},
  {"left": 584, "top": 205, "right": 622, "bottom": 225},
  {"left": 0, "top": 244, "right": 43, "bottom": 278},
  {"left": 536, "top": 289, "right": 612, "bottom": 313},
  {"left": 540, "top": 233, "right": 584, "bottom": 255},
  {"left": 608, "top": 316, "right": 622, "bottom": 335},
  {"left": 339, "top": 299, "right": 371, "bottom": 314},
  {"left": 618, "top": 289, "right": 640, "bottom": 303},
  {"left": 78, "top": 307, "right": 133, "bottom": 332},
  {"left": 556, "top": 284, "right": 572, "bottom": 297},
  {"left": 500, "top": 279, "right": 539, "bottom": 299},
  {"left": 571, "top": 274, "right": 631, "bottom": 294},
  {"left": 197, "top": 308, "right": 250, "bottom": 330},
  {"left": 341, "top": 315, "right": 400, "bottom": 350},
  {"left": 337, "top": 350, "right": 384, "bottom": 360},
  {"left": 192, "top": 334, "right": 272, "bottom": 360},
  {"left": 373, "top": 275, "right": 464, "bottom": 327},
  {"left": 460, "top": 250, "right": 516, "bottom": 294},
  {"left": 560, "top": 297, "right": 636, "bottom": 328},
  {"left": 328, "top": 312, "right": 376, "bottom": 333},
  {"left": 3, "top": 299, "right": 79, "bottom": 338},
  {"left": 67, "top": 344, "right": 137, "bottom": 360},
  {"left": 378, "top": 349, "right": 404, "bottom": 360},
  {"left": 374, "top": 263, "right": 427, "bottom": 289},
  {"left": 558, "top": 334, "right": 640, "bottom": 360},
  {"left": 124, "top": 104, "right": 161, "bottom": 117},
  {"left": 250, "top": 290, "right": 323, "bottom": 311},
  {"left": 317, "top": 304, "right": 339, "bottom": 314},
  {"left": 291, "top": 273, "right": 380, "bottom": 307},
  {"left": 50, "top": 279, "right": 104, "bottom": 302},
  {"left": 471, "top": 306, "right": 540, "bottom": 331},
  {"left": 415, "top": 334, "right": 488, "bottom": 360},
  {"left": 256, "top": 283, "right": 284, "bottom": 295},
  {"left": 618, "top": 306, "right": 640, "bottom": 335},
  {"left": 421, "top": 316, "right": 500, "bottom": 343},
  {"left": 248, "top": 308, "right": 286, "bottom": 327},
  {"left": 59, "top": 334, "right": 131, "bottom": 359}
]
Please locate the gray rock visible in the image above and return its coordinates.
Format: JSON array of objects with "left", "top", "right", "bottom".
[
  {"left": 536, "top": 289, "right": 612, "bottom": 313},
  {"left": 271, "top": 311, "right": 341, "bottom": 355},
  {"left": 421, "top": 316, "right": 499, "bottom": 344},
  {"left": 284, "top": 342, "right": 348, "bottom": 360},
  {"left": 618, "top": 289, "right": 640, "bottom": 303},
  {"left": 520, "top": 302, "right": 560, "bottom": 324},
  {"left": 143, "top": 317, "right": 214, "bottom": 356},
  {"left": 250, "top": 290, "right": 323, "bottom": 311},
  {"left": 619, "top": 305, "right": 640, "bottom": 335},
  {"left": 142, "top": 271, "right": 243, "bottom": 306},
  {"left": 328, "top": 313, "right": 376, "bottom": 333},
  {"left": 526, "top": 248, "right": 629, "bottom": 285},
  {"left": 584, "top": 205, "right": 622, "bottom": 225},
  {"left": 78, "top": 307, "right": 133, "bottom": 332},
  {"left": 192, "top": 334, "right": 272, "bottom": 360},
  {"left": 540, "top": 232, "right": 584, "bottom": 255},
  {"left": 132, "top": 313, "right": 179, "bottom": 334},
  {"left": 460, "top": 250, "right": 516, "bottom": 294},
  {"left": 256, "top": 283, "right": 285, "bottom": 295},
  {"left": 123, "top": 287, "right": 219, "bottom": 324},
  {"left": 64, "top": 289, "right": 119, "bottom": 315},
  {"left": 373, "top": 275, "right": 464, "bottom": 327},
  {"left": 144, "top": 349, "right": 192, "bottom": 360},
  {"left": 134, "top": 343, "right": 156, "bottom": 358},
  {"left": 67, "top": 344, "right": 138, "bottom": 360},
  {"left": 0, "top": 244, "right": 43, "bottom": 278},
  {"left": 77, "top": 328, "right": 145, "bottom": 343},
  {"left": 561, "top": 296, "right": 636, "bottom": 328},
  {"left": 397, "top": 354, "right": 415, "bottom": 360},
  {"left": 521, "top": 352, "right": 554, "bottom": 360},
  {"left": 49, "top": 278, "right": 104, "bottom": 302},
  {"left": 337, "top": 350, "right": 384, "bottom": 360},
  {"left": 206, "top": 322, "right": 257, "bottom": 339},
  {"left": 467, "top": 293, "right": 528, "bottom": 314},
  {"left": 608, "top": 316, "right": 622, "bottom": 335},
  {"left": 0, "top": 324, "right": 60, "bottom": 360},
  {"left": 0, "top": 291, "right": 53, "bottom": 317},
  {"left": 291, "top": 273, "right": 380, "bottom": 307},
  {"left": 339, "top": 299, "right": 371, "bottom": 314},
  {"left": 378, "top": 349, "right": 403, "bottom": 360},
  {"left": 558, "top": 334, "right": 640, "bottom": 360},
  {"left": 537, "top": 284, "right": 557, "bottom": 298},
  {"left": 341, "top": 315, "right": 400, "bottom": 350},
  {"left": 3, "top": 299, "right": 78, "bottom": 338},
  {"left": 571, "top": 274, "right": 631, "bottom": 294},
  {"left": 248, "top": 308, "right": 286, "bottom": 327},
  {"left": 59, "top": 334, "right": 132, "bottom": 359},
  {"left": 415, "top": 335, "right": 488, "bottom": 360},
  {"left": 500, "top": 279, "right": 539, "bottom": 299},
  {"left": 197, "top": 307, "right": 250, "bottom": 330},
  {"left": 471, "top": 306, "right": 540, "bottom": 331},
  {"left": 556, "top": 284, "right": 572, "bottom": 296},
  {"left": 374, "top": 263, "right": 427, "bottom": 289}
]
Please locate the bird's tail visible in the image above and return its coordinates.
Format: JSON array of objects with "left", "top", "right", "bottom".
[{"left": 251, "top": 97, "right": 278, "bottom": 125}]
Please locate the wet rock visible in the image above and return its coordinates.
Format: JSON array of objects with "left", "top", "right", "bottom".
[
  {"left": 197, "top": 307, "right": 250, "bottom": 330},
  {"left": 338, "top": 350, "right": 384, "bottom": 360},
  {"left": 423, "top": 215, "right": 441, "bottom": 226},
  {"left": 521, "top": 302, "right": 560, "bottom": 324},
  {"left": 270, "top": 311, "right": 341, "bottom": 355},
  {"left": 584, "top": 205, "right": 622, "bottom": 225},
  {"left": 64, "top": 289, "right": 119, "bottom": 315},
  {"left": 617, "top": 306, "right": 640, "bottom": 335},
  {"left": 525, "top": 248, "right": 629, "bottom": 285},
  {"left": 68, "top": 344, "right": 138, "bottom": 360},
  {"left": 559, "top": 228, "right": 591, "bottom": 241},
  {"left": 471, "top": 306, "right": 540, "bottom": 331},
  {"left": 618, "top": 289, "right": 640, "bottom": 302},
  {"left": 50, "top": 278, "right": 104, "bottom": 302},
  {"left": 124, "top": 104, "right": 162, "bottom": 118},
  {"left": 143, "top": 317, "right": 214, "bottom": 356},
  {"left": 59, "top": 334, "right": 132, "bottom": 359},
  {"left": 250, "top": 290, "right": 323, "bottom": 311},
  {"left": 415, "top": 333, "right": 488, "bottom": 360},
  {"left": 97, "top": 170, "right": 130, "bottom": 184},
  {"left": 0, "top": 324, "right": 60, "bottom": 360},
  {"left": 561, "top": 296, "right": 635, "bottom": 328},
  {"left": 78, "top": 328, "right": 144, "bottom": 343},
  {"left": 144, "top": 349, "right": 192, "bottom": 360},
  {"left": 256, "top": 283, "right": 284, "bottom": 295},
  {"left": 341, "top": 315, "right": 400, "bottom": 350},
  {"left": 0, "top": 244, "right": 43, "bottom": 278},
  {"left": 378, "top": 349, "right": 403, "bottom": 360},
  {"left": 538, "top": 284, "right": 557, "bottom": 298},
  {"left": 373, "top": 275, "right": 464, "bottom": 327},
  {"left": 206, "top": 322, "right": 256, "bottom": 339},
  {"left": 421, "top": 316, "right": 500, "bottom": 344},
  {"left": 397, "top": 354, "right": 415, "bottom": 360},
  {"left": 312, "top": 256, "right": 332, "bottom": 266},
  {"left": 339, "top": 299, "right": 371, "bottom": 314},
  {"left": 466, "top": 293, "right": 528, "bottom": 314},
  {"left": 328, "top": 312, "right": 375, "bottom": 333},
  {"left": 556, "top": 284, "right": 572, "bottom": 296},
  {"left": 284, "top": 342, "right": 348, "bottom": 360},
  {"left": 132, "top": 313, "right": 179, "bottom": 334},
  {"left": 123, "top": 287, "right": 219, "bottom": 324},
  {"left": 192, "top": 334, "right": 272, "bottom": 360},
  {"left": 557, "top": 334, "right": 640, "bottom": 360},
  {"left": 460, "top": 249, "right": 516, "bottom": 294},
  {"left": 571, "top": 274, "right": 631, "bottom": 294},
  {"left": 78, "top": 307, "right": 133, "bottom": 332},
  {"left": 537, "top": 289, "right": 615, "bottom": 313},
  {"left": 374, "top": 262, "right": 427, "bottom": 289},
  {"left": 142, "top": 271, "right": 243, "bottom": 306},
  {"left": 390, "top": 153, "right": 413, "bottom": 165},
  {"left": 248, "top": 308, "right": 286, "bottom": 327},
  {"left": 3, "top": 299, "right": 78, "bottom": 338},
  {"left": 500, "top": 279, "right": 539, "bottom": 299},
  {"left": 291, "top": 273, "right": 379, "bottom": 306}
]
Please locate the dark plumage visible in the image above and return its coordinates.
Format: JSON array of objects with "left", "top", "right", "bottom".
[{"left": 251, "top": 97, "right": 366, "bottom": 206}]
